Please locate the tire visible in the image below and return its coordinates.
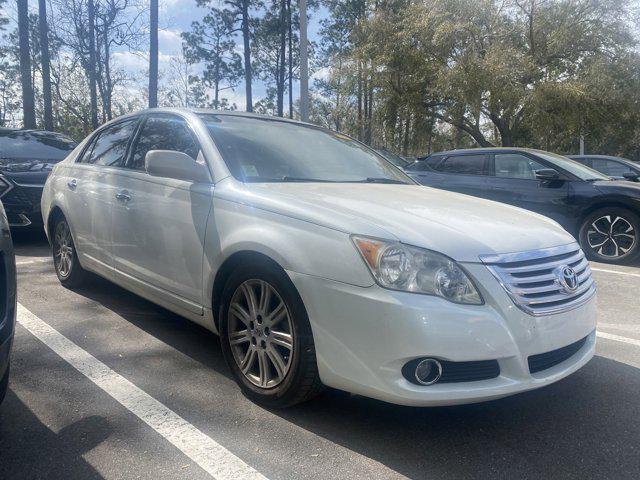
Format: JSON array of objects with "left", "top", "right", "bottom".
[
  {"left": 579, "top": 207, "right": 640, "bottom": 264},
  {"left": 0, "top": 365, "right": 9, "bottom": 406},
  {"left": 219, "top": 260, "right": 323, "bottom": 408},
  {"left": 52, "top": 216, "right": 90, "bottom": 288}
]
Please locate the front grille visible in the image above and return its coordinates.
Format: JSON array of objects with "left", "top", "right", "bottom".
[
  {"left": 0, "top": 184, "right": 42, "bottom": 208},
  {"left": 480, "top": 243, "right": 596, "bottom": 316},
  {"left": 402, "top": 358, "right": 500, "bottom": 385},
  {"left": 528, "top": 336, "right": 588, "bottom": 373}
]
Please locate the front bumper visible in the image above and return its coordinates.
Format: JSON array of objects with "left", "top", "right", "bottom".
[
  {"left": 0, "top": 174, "right": 45, "bottom": 227},
  {"left": 288, "top": 264, "right": 597, "bottom": 407}
]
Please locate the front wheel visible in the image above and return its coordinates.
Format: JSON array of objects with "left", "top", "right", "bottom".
[
  {"left": 579, "top": 207, "right": 640, "bottom": 264},
  {"left": 219, "top": 261, "right": 323, "bottom": 408},
  {"left": 52, "top": 217, "right": 90, "bottom": 288}
]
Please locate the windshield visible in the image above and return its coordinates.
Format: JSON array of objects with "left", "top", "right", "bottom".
[
  {"left": 200, "top": 114, "right": 412, "bottom": 184},
  {"left": 0, "top": 130, "right": 77, "bottom": 161},
  {"left": 533, "top": 150, "right": 609, "bottom": 181},
  {"left": 377, "top": 149, "right": 410, "bottom": 168}
]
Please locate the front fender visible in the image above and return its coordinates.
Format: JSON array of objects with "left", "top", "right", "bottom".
[{"left": 203, "top": 197, "right": 375, "bottom": 308}]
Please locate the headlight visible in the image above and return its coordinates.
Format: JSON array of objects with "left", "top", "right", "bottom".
[{"left": 352, "top": 236, "right": 483, "bottom": 305}]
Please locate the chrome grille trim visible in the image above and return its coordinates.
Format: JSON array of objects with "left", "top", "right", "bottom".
[{"left": 480, "top": 243, "right": 596, "bottom": 316}]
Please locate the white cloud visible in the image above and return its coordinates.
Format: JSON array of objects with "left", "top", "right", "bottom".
[{"left": 159, "top": 29, "right": 184, "bottom": 55}]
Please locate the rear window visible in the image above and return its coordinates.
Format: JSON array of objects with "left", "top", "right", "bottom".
[{"left": 0, "top": 130, "right": 76, "bottom": 160}]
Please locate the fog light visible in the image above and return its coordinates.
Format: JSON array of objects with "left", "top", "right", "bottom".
[{"left": 414, "top": 358, "right": 442, "bottom": 385}]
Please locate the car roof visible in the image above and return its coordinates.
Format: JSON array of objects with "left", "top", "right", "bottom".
[
  {"left": 0, "top": 128, "right": 75, "bottom": 141},
  {"left": 569, "top": 154, "right": 633, "bottom": 162},
  {"left": 124, "top": 107, "right": 318, "bottom": 128},
  {"left": 427, "top": 147, "right": 551, "bottom": 157}
]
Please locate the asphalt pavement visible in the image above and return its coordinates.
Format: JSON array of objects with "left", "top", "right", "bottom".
[{"left": 1, "top": 229, "right": 639, "bottom": 480}]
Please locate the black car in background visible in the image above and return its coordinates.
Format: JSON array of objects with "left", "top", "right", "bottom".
[
  {"left": 0, "top": 129, "right": 77, "bottom": 228},
  {"left": 0, "top": 201, "right": 16, "bottom": 405},
  {"left": 569, "top": 155, "right": 640, "bottom": 182},
  {"left": 406, "top": 147, "right": 640, "bottom": 264}
]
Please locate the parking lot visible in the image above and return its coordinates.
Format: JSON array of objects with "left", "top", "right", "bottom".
[{"left": 1, "top": 230, "right": 639, "bottom": 480}]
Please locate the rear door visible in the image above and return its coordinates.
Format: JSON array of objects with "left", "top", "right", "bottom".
[
  {"left": 63, "top": 118, "right": 139, "bottom": 268},
  {"left": 110, "top": 113, "right": 213, "bottom": 311},
  {"left": 484, "top": 152, "right": 571, "bottom": 224},
  {"left": 408, "top": 153, "right": 490, "bottom": 197}
]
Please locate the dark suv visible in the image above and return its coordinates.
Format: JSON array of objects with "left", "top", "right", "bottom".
[
  {"left": 0, "top": 129, "right": 77, "bottom": 228},
  {"left": 0, "top": 200, "right": 16, "bottom": 405},
  {"left": 406, "top": 147, "right": 640, "bottom": 264}
]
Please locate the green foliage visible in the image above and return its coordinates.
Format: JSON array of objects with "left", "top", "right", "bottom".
[{"left": 315, "top": 0, "right": 640, "bottom": 159}]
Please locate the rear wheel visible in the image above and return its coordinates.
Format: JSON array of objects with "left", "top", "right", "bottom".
[
  {"left": 219, "top": 261, "right": 323, "bottom": 408},
  {"left": 579, "top": 207, "right": 640, "bottom": 264},
  {"left": 52, "top": 217, "right": 89, "bottom": 288}
]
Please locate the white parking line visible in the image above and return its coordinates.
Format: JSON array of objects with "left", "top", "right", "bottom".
[
  {"left": 16, "top": 303, "right": 268, "bottom": 480},
  {"left": 591, "top": 267, "right": 640, "bottom": 278},
  {"left": 16, "top": 258, "right": 51, "bottom": 266},
  {"left": 597, "top": 331, "right": 640, "bottom": 348}
]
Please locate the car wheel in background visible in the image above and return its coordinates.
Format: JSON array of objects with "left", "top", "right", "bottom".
[
  {"left": 52, "top": 216, "right": 90, "bottom": 288},
  {"left": 219, "top": 260, "right": 323, "bottom": 408},
  {"left": 579, "top": 207, "right": 640, "bottom": 264}
]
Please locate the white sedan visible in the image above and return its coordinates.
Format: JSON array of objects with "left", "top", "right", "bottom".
[{"left": 41, "top": 109, "right": 597, "bottom": 407}]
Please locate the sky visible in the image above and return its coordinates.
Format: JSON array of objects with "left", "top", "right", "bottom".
[
  {"left": 113, "top": 0, "right": 327, "bottom": 108},
  {"left": 0, "top": 0, "right": 327, "bottom": 110}
]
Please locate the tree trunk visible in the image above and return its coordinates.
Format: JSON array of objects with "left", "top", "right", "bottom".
[
  {"left": 298, "top": 0, "right": 309, "bottom": 121},
  {"left": 148, "top": 0, "right": 158, "bottom": 108},
  {"left": 241, "top": 0, "right": 252, "bottom": 112},
  {"left": 104, "top": 27, "right": 112, "bottom": 120},
  {"left": 17, "top": 0, "right": 36, "bottom": 129},
  {"left": 38, "top": 0, "right": 53, "bottom": 130},
  {"left": 276, "top": 0, "right": 286, "bottom": 117},
  {"left": 287, "top": 0, "right": 293, "bottom": 118},
  {"left": 88, "top": 0, "right": 98, "bottom": 129}
]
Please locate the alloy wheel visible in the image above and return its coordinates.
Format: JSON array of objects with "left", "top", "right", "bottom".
[
  {"left": 54, "top": 220, "right": 74, "bottom": 278},
  {"left": 586, "top": 214, "right": 636, "bottom": 258},
  {"left": 227, "top": 279, "right": 294, "bottom": 389}
]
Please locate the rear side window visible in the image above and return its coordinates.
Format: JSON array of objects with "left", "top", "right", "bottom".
[
  {"left": 128, "top": 115, "right": 200, "bottom": 171},
  {"left": 78, "top": 120, "right": 137, "bottom": 166},
  {"left": 434, "top": 154, "right": 488, "bottom": 175},
  {"left": 494, "top": 153, "right": 546, "bottom": 180}
]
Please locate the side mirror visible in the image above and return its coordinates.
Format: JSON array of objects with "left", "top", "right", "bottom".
[
  {"left": 535, "top": 168, "right": 560, "bottom": 181},
  {"left": 622, "top": 171, "right": 640, "bottom": 182},
  {"left": 145, "top": 150, "right": 210, "bottom": 183}
]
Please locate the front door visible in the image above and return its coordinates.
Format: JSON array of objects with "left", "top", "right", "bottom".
[
  {"left": 63, "top": 118, "right": 139, "bottom": 269},
  {"left": 110, "top": 114, "right": 213, "bottom": 310},
  {"left": 484, "top": 152, "right": 571, "bottom": 225}
]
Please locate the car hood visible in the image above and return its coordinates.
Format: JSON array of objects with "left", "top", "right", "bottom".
[
  {"left": 218, "top": 181, "right": 576, "bottom": 262},
  {"left": 593, "top": 179, "right": 640, "bottom": 198}
]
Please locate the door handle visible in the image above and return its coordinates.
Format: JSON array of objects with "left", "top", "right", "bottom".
[
  {"left": 115, "top": 190, "right": 131, "bottom": 202},
  {"left": 67, "top": 179, "right": 77, "bottom": 190}
]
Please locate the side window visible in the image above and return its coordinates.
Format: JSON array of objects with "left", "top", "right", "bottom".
[
  {"left": 591, "top": 159, "right": 633, "bottom": 177},
  {"left": 78, "top": 120, "right": 137, "bottom": 166},
  {"left": 494, "top": 153, "right": 546, "bottom": 180},
  {"left": 409, "top": 157, "right": 440, "bottom": 172},
  {"left": 434, "top": 154, "right": 487, "bottom": 175},
  {"left": 129, "top": 115, "right": 200, "bottom": 171}
]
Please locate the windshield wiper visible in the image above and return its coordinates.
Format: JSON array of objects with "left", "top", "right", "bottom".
[
  {"left": 281, "top": 176, "right": 338, "bottom": 183},
  {"left": 361, "top": 177, "right": 409, "bottom": 184}
]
